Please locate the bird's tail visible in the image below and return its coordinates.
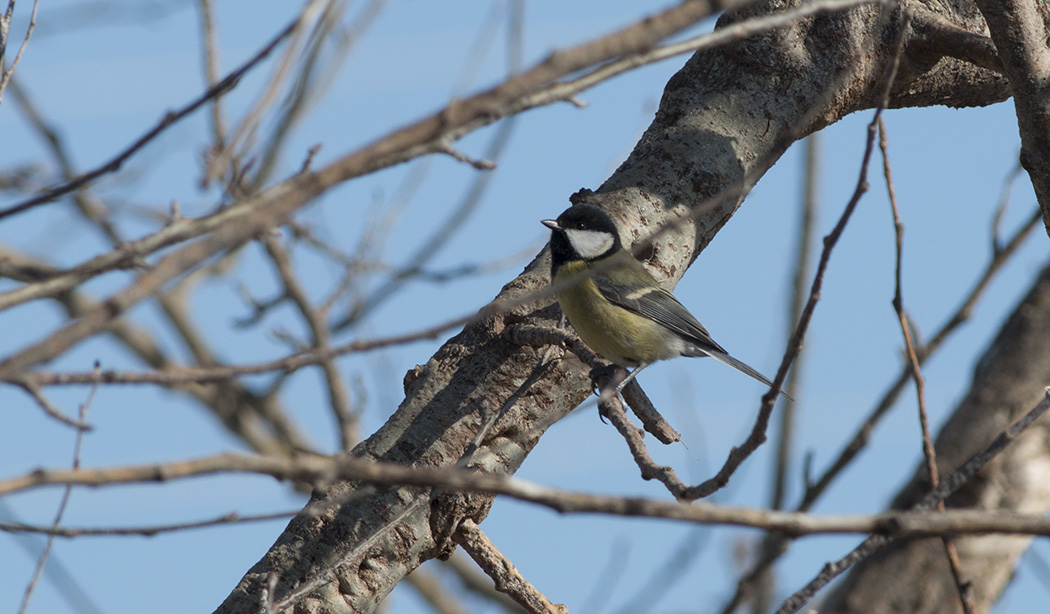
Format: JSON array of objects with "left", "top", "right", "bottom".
[{"left": 704, "top": 349, "right": 793, "bottom": 401}]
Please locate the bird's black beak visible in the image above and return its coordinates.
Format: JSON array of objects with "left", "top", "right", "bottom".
[{"left": 541, "top": 219, "right": 560, "bottom": 231}]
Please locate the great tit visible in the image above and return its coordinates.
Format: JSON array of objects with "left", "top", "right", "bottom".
[{"left": 542, "top": 204, "right": 782, "bottom": 395}]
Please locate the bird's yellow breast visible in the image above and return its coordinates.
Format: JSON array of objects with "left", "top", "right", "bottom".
[{"left": 553, "top": 260, "right": 667, "bottom": 367}]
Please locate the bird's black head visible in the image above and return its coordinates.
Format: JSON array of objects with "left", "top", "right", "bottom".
[{"left": 542, "top": 204, "right": 623, "bottom": 270}]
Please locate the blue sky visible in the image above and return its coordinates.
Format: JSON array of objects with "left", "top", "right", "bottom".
[{"left": 1, "top": 1, "right": 1048, "bottom": 613}]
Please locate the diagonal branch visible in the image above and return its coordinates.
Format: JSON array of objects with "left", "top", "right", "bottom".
[
  {"left": 974, "top": 0, "right": 1050, "bottom": 236},
  {"left": 453, "top": 519, "right": 566, "bottom": 614},
  {"left": 211, "top": 1, "right": 1015, "bottom": 610},
  {"left": 881, "top": 117, "right": 975, "bottom": 613}
]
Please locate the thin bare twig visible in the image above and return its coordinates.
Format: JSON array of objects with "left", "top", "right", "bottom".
[
  {"left": 8, "top": 79, "right": 125, "bottom": 243},
  {"left": 15, "top": 379, "right": 90, "bottom": 429},
  {"left": 6, "top": 426, "right": 1050, "bottom": 539},
  {"left": 14, "top": 312, "right": 471, "bottom": 388},
  {"left": 0, "top": 500, "right": 104, "bottom": 614},
  {"left": 776, "top": 388, "right": 1050, "bottom": 614},
  {"left": 1, "top": 509, "right": 298, "bottom": 537},
  {"left": 18, "top": 364, "right": 99, "bottom": 614},
  {"left": 250, "top": 0, "right": 388, "bottom": 189},
  {"left": 300, "top": 2, "right": 515, "bottom": 328},
  {"left": 805, "top": 206, "right": 1042, "bottom": 505},
  {"left": 0, "top": 0, "right": 38, "bottom": 104},
  {"left": 332, "top": 0, "right": 521, "bottom": 330},
  {"left": 621, "top": 379, "right": 682, "bottom": 445},
  {"left": 333, "top": 114, "right": 519, "bottom": 329},
  {"left": 880, "top": 117, "right": 976, "bottom": 613},
  {"left": 721, "top": 9, "right": 931, "bottom": 610},
  {"left": 0, "top": 235, "right": 250, "bottom": 378},
  {"left": 261, "top": 234, "right": 357, "bottom": 449},
  {"left": 719, "top": 202, "right": 1042, "bottom": 614},
  {"left": 0, "top": 4, "right": 301, "bottom": 220},
  {"left": 0, "top": 245, "right": 313, "bottom": 455},
  {"left": 196, "top": 0, "right": 232, "bottom": 170},
  {"left": 205, "top": 0, "right": 334, "bottom": 188}
]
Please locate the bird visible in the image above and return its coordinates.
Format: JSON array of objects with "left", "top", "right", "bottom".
[{"left": 542, "top": 203, "right": 785, "bottom": 397}]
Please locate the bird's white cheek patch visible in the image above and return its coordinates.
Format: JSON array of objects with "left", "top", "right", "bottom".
[{"left": 565, "top": 229, "right": 614, "bottom": 259}]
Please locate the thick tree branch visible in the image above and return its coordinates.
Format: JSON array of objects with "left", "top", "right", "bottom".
[
  {"left": 211, "top": 1, "right": 1016, "bottom": 612},
  {"left": 974, "top": 0, "right": 1050, "bottom": 236}
]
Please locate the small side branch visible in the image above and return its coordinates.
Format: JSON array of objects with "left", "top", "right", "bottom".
[
  {"left": 880, "top": 117, "right": 975, "bottom": 613},
  {"left": 453, "top": 519, "right": 566, "bottom": 614},
  {"left": 907, "top": 7, "right": 1002, "bottom": 73},
  {"left": 0, "top": 0, "right": 39, "bottom": 104},
  {"left": 598, "top": 394, "right": 688, "bottom": 497}
]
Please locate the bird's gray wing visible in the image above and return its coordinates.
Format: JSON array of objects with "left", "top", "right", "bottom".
[
  {"left": 593, "top": 271, "right": 726, "bottom": 354},
  {"left": 596, "top": 271, "right": 780, "bottom": 390}
]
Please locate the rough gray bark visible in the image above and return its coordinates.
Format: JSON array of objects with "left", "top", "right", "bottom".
[
  {"left": 214, "top": 1, "right": 1015, "bottom": 612},
  {"left": 974, "top": 0, "right": 1050, "bottom": 236},
  {"left": 820, "top": 263, "right": 1050, "bottom": 614}
]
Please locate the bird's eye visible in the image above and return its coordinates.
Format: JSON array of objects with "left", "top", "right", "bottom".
[{"left": 575, "top": 222, "right": 586, "bottom": 230}]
